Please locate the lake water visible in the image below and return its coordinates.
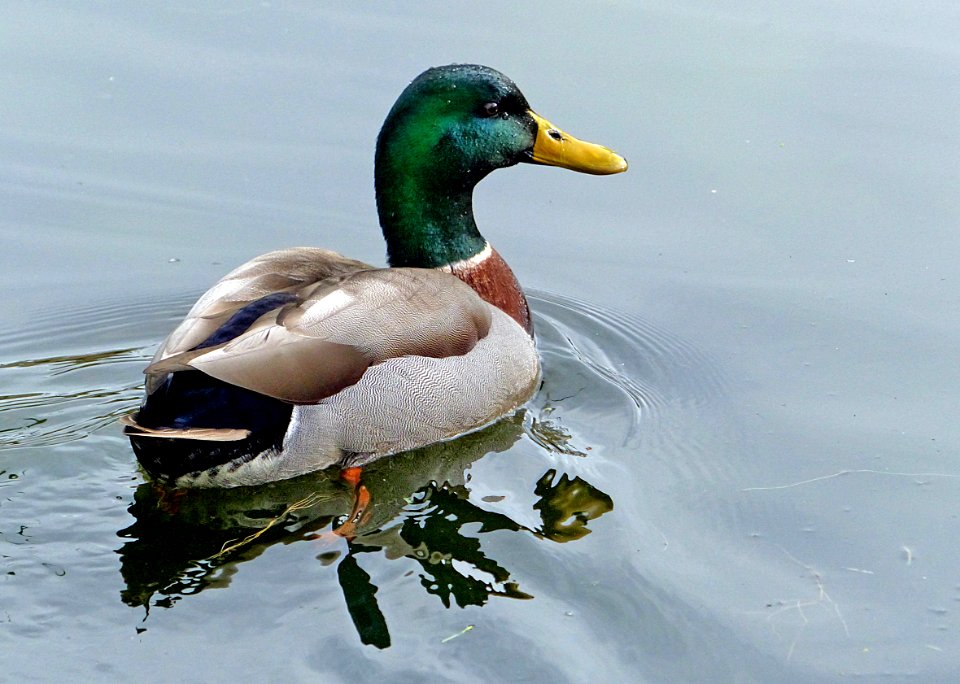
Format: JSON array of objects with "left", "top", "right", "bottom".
[{"left": 2, "top": 3, "right": 959, "bottom": 682}]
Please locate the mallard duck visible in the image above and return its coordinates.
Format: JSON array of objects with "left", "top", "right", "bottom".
[{"left": 124, "top": 64, "right": 627, "bottom": 488}]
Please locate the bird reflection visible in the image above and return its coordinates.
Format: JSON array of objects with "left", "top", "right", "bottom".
[{"left": 115, "top": 411, "right": 613, "bottom": 649}]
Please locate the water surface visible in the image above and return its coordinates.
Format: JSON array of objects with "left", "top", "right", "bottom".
[{"left": 2, "top": 3, "right": 959, "bottom": 682}]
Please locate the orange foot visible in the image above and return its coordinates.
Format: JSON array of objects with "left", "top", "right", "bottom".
[
  {"left": 340, "top": 466, "right": 363, "bottom": 488},
  {"left": 333, "top": 484, "right": 372, "bottom": 539}
]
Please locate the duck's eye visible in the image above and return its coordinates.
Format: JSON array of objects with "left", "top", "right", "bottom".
[{"left": 482, "top": 102, "right": 500, "bottom": 117}]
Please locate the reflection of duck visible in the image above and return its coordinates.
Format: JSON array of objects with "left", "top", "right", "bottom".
[
  {"left": 123, "top": 64, "right": 626, "bottom": 487},
  {"left": 116, "top": 412, "right": 613, "bottom": 648}
]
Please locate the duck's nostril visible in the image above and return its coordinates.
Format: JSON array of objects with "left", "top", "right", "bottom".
[{"left": 547, "top": 129, "right": 564, "bottom": 141}]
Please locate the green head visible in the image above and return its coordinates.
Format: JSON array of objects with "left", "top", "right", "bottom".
[{"left": 375, "top": 64, "right": 627, "bottom": 268}]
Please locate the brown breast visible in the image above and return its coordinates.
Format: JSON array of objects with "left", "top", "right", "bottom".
[{"left": 442, "top": 246, "right": 533, "bottom": 337}]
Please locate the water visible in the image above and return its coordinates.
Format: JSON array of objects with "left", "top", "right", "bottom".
[{"left": 3, "top": 3, "right": 960, "bottom": 682}]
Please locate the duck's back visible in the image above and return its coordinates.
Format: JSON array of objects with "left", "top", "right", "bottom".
[{"left": 151, "top": 248, "right": 374, "bottom": 369}]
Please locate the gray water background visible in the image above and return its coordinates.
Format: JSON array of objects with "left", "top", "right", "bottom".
[{"left": 2, "top": 3, "right": 959, "bottom": 682}]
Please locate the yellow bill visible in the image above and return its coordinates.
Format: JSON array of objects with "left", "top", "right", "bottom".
[{"left": 528, "top": 111, "right": 628, "bottom": 175}]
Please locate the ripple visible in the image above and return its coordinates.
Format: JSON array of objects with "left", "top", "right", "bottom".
[
  {"left": 0, "top": 362, "right": 145, "bottom": 450},
  {"left": 531, "top": 290, "right": 726, "bottom": 408},
  {"left": 0, "top": 297, "right": 170, "bottom": 449},
  {"left": 0, "top": 295, "right": 185, "bottom": 359},
  {"left": 527, "top": 290, "right": 740, "bottom": 491}
]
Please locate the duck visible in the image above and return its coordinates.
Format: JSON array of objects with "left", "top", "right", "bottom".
[{"left": 123, "top": 64, "right": 627, "bottom": 488}]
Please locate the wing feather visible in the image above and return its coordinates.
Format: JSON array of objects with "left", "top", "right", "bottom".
[
  {"left": 145, "top": 257, "right": 493, "bottom": 405},
  {"left": 159, "top": 248, "right": 373, "bottom": 356}
]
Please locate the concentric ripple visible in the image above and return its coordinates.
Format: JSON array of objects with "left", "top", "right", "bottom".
[{"left": 526, "top": 290, "right": 740, "bottom": 489}]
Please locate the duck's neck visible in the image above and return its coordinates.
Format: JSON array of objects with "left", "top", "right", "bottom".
[
  {"left": 376, "top": 173, "right": 533, "bottom": 336},
  {"left": 377, "top": 174, "right": 486, "bottom": 269}
]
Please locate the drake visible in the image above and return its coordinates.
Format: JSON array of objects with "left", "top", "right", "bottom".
[{"left": 124, "top": 64, "right": 627, "bottom": 488}]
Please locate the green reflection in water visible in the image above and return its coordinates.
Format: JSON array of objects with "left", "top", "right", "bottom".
[{"left": 116, "top": 411, "right": 613, "bottom": 649}]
